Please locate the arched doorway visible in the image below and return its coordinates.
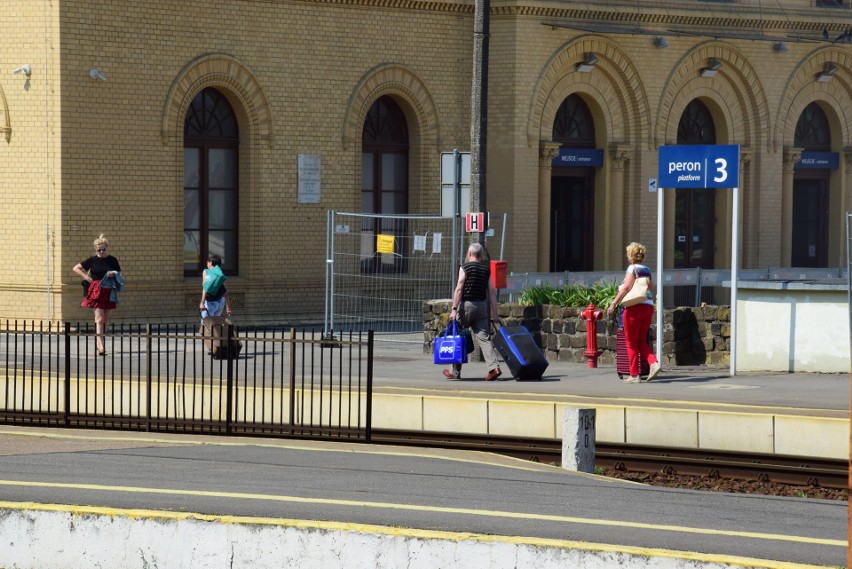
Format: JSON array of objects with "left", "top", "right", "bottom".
[
  {"left": 183, "top": 88, "right": 239, "bottom": 276},
  {"left": 675, "top": 100, "right": 716, "bottom": 271},
  {"left": 791, "top": 103, "right": 830, "bottom": 267},
  {"left": 361, "top": 96, "right": 409, "bottom": 273},
  {"left": 674, "top": 100, "right": 717, "bottom": 305},
  {"left": 551, "top": 95, "right": 596, "bottom": 272}
]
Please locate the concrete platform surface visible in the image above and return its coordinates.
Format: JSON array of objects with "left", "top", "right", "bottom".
[
  {"left": 364, "top": 341, "right": 850, "bottom": 460},
  {"left": 0, "top": 427, "right": 845, "bottom": 569},
  {"left": 371, "top": 340, "right": 849, "bottom": 412}
]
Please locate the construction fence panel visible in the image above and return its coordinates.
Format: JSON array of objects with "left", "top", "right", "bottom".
[
  {"left": 326, "top": 212, "right": 460, "bottom": 342},
  {"left": 325, "top": 211, "right": 509, "bottom": 343}
]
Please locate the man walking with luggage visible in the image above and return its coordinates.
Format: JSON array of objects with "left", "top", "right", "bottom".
[{"left": 444, "top": 243, "right": 503, "bottom": 381}]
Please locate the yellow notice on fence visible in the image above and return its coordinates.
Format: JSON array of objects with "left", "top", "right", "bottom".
[{"left": 376, "top": 234, "right": 395, "bottom": 254}]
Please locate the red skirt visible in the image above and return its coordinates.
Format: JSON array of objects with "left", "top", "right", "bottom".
[{"left": 81, "top": 281, "right": 117, "bottom": 310}]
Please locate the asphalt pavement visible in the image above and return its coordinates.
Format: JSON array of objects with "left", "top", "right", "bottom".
[{"left": 0, "top": 427, "right": 845, "bottom": 567}]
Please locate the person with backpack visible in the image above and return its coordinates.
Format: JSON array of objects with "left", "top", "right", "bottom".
[{"left": 199, "top": 254, "right": 231, "bottom": 320}]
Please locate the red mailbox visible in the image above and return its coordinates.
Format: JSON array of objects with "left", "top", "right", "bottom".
[{"left": 490, "top": 260, "right": 507, "bottom": 289}]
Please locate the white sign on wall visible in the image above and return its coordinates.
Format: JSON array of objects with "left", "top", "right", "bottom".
[{"left": 297, "top": 154, "right": 321, "bottom": 203}]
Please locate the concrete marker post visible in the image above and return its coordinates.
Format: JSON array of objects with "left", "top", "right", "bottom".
[{"left": 562, "top": 408, "right": 596, "bottom": 473}]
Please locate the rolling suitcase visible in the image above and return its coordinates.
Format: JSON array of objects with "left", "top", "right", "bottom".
[
  {"left": 202, "top": 316, "right": 243, "bottom": 360},
  {"left": 492, "top": 325, "right": 549, "bottom": 381},
  {"left": 616, "top": 326, "right": 650, "bottom": 379}
]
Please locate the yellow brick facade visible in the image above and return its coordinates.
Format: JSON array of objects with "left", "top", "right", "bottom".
[{"left": 0, "top": 0, "right": 850, "bottom": 322}]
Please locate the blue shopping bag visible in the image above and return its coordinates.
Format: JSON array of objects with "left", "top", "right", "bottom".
[{"left": 433, "top": 321, "right": 467, "bottom": 365}]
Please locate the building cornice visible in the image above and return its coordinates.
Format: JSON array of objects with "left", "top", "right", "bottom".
[{"left": 270, "top": 0, "right": 851, "bottom": 39}]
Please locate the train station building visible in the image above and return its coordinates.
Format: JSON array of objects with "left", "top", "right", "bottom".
[{"left": 1, "top": 0, "right": 851, "bottom": 322}]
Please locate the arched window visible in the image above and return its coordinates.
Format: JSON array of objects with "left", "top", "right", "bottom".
[
  {"left": 361, "top": 96, "right": 408, "bottom": 215},
  {"left": 795, "top": 103, "right": 830, "bottom": 150},
  {"left": 677, "top": 99, "right": 716, "bottom": 144},
  {"left": 674, "top": 100, "right": 717, "bottom": 275},
  {"left": 552, "top": 94, "right": 595, "bottom": 145},
  {"left": 184, "top": 88, "right": 239, "bottom": 276},
  {"left": 361, "top": 96, "right": 409, "bottom": 273}
]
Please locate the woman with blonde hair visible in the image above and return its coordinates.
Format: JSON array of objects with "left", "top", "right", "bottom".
[
  {"left": 606, "top": 242, "right": 661, "bottom": 383},
  {"left": 73, "top": 234, "right": 122, "bottom": 356}
]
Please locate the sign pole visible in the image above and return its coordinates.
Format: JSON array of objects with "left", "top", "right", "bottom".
[
  {"left": 730, "top": 186, "right": 739, "bottom": 376},
  {"left": 656, "top": 185, "right": 664, "bottom": 365},
  {"left": 657, "top": 144, "right": 740, "bottom": 376}
]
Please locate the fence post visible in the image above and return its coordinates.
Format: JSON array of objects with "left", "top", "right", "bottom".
[
  {"left": 64, "top": 322, "right": 71, "bottom": 427},
  {"left": 145, "top": 323, "right": 152, "bottom": 432},
  {"left": 226, "top": 323, "right": 233, "bottom": 436},
  {"left": 695, "top": 267, "right": 702, "bottom": 306},
  {"left": 289, "top": 328, "right": 296, "bottom": 436},
  {"left": 365, "top": 329, "right": 373, "bottom": 442}
]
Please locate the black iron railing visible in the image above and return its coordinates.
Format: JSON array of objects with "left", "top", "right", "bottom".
[{"left": 0, "top": 321, "right": 373, "bottom": 442}]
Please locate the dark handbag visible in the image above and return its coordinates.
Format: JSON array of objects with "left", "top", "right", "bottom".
[
  {"left": 433, "top": 321, "right": 468, "bottom": 365},
  {"left": 459, "top": 327, "right": 475, "bottom": 354}
]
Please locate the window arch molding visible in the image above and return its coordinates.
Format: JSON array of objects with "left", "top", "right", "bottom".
[
  {"left": 161, "top": 53, "right": 273, "bottom": 148},
  {"left": 342, "top": 63, "right": 439, "bottom": 152},
  {"left": 656, "top": 43, "right": 768, "bottom": 149},
  {"left": 776, "top": 48, "right": 852, "bottom": 149},
  {"left": 528, "top": 36, "right": 650, "bottom": 148},
  {"left": 0, "top": 86, "right": 9, "bottom": 142}
]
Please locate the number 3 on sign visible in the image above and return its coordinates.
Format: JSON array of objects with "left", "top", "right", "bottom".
[{"left": 713, "top": 158, "right": 728, "bottom": 184}]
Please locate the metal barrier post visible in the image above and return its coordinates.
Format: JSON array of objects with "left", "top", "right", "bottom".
[
  {"left": 226, "top": 323, "right": 234, "bottom": 436},
  {"left": 145, "top": 323, "right": 152, "bottom": 432},
  {"left": 64, "top": 322, "right": 71, "bottom": 427},
  {"left": 695, "top": 267, "right": 702, "bottom": 306},
  {"left": 289, "top": 328, "right": 296, "bottom": 436},
  {"left": 365, "top": 329, "right": 373, "bottom": 442}
]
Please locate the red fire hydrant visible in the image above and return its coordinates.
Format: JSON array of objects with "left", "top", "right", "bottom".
[{"left": 581, "top": 303, "right": 603, "bottom": 368}]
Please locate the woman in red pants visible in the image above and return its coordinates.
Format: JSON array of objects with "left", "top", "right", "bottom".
[{"left": 606, "top": 242, "right": 661, "bottom": 383}]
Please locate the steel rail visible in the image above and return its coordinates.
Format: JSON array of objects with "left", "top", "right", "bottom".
[{"left": 371, "top": 429, "right": 848, "bottom": 490}]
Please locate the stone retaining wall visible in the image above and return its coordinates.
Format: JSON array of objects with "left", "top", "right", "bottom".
[{"left": 423, "top": 300, "right": 731, "bottom": 367}]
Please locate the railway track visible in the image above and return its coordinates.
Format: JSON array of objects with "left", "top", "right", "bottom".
[{"left": 372, "top": 429, "right": 849, "bottom": 490}]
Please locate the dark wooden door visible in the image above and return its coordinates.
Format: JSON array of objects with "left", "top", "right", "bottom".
[
  {"left": 791, "top": 177, "right": 829, "bottom": 267},
  {"left": 551, "top": 174, "right": 593, "bottom": 271}
]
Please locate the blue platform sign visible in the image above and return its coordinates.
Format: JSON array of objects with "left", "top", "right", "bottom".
[
  {"left": 795, "top": 151, "right": 839, "bottom": 170},
  {"left": 658, "top": 145, "right": 740, "bottom": 189},
  {"left": 552, "top": 148, "right": 604, "bottom": 167}
]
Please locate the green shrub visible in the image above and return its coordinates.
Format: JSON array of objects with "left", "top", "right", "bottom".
[{"left": 518, "top": 281, "right": 620, "bottom": 309}]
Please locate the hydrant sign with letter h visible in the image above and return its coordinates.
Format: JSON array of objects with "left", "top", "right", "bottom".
[{"left": 465, "top": 212, "right": 484, "bottom": 233}]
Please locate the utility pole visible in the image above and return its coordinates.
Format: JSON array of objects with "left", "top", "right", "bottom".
[{"left": 470, "top": 0, "right": 489, "bottom": 246}]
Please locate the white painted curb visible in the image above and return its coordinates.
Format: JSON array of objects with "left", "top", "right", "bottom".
[{"left": 0, "top": 505, "right": 814, "bottom": 569}]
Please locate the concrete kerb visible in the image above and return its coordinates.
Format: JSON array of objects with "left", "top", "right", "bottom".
[{"left": 0, "top": 502, "right": 826, "bottom": 569}]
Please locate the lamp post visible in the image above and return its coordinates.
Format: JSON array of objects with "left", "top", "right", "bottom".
[{"left": 470, "top": 0, "right": 489, "bottom": 245}]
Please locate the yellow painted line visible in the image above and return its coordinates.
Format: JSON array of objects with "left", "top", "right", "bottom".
[
  {"left": 0, "top": 501, "right": 832, "bottom": 569},
  {"left": 0, "top": 426, "right": 562, "bottom": 475},
  {"left": 0, "top": 479, "right": 843, "bottom": 548}
]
